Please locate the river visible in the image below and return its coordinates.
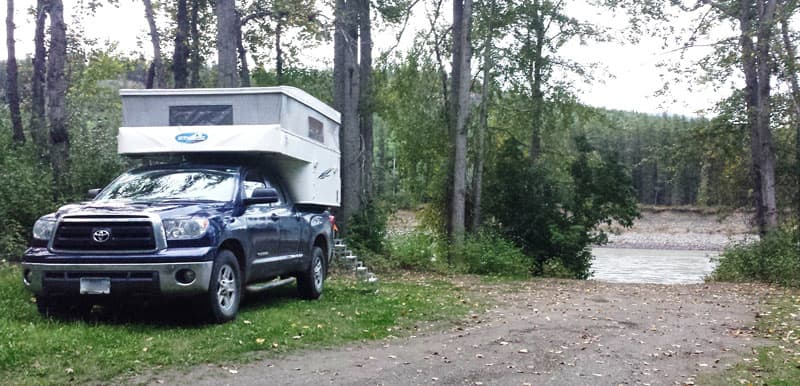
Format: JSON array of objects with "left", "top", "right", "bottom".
[{"left": 591, "top": 247, "right": 719, "bottom": 285}]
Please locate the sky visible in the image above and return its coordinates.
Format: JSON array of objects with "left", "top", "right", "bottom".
[{"left": 1, "top": 0, "right": 743, "bottom": 117}]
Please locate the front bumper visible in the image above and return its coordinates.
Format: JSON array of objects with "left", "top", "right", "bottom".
[{"left": 22, "top": 248, "right": 215, "bottom": 297}]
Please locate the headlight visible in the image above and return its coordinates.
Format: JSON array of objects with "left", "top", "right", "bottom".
[
  {"left": 32, "top": 217, "right": 56, "bottom": 240},
  {"left": 162, "top": 218, "right": 210, "bottom": 240}
]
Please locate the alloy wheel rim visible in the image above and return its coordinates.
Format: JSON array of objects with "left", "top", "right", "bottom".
[
  {"left": 217, "top": 265, "right": 237, "bottom": 311},
  {"left": 313, "top": 258, "right": 323, "bottom": 291}
]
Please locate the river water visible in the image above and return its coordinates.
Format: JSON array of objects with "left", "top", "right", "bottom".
[{"left": 591, "top": 247, "right": 719, "bottom": 285}]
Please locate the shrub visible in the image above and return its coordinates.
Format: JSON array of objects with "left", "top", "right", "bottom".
[
  {"left": 346, "top": 202, "right": 388, "bottom": 254},
  {"left": 0, "top": 119, "right": 56, "bottom": 259},
  {"left": 484, "top": 137, "right": 638, "bottom": 279},
  {"left": 711, "top": 225, "right": 800, "bottom": 287},
  {"left": 388, "top": 231, "right": 449, "bottom": 272},
  {"left": 461, "top": 230, "right": 529, "bottom": 277}
]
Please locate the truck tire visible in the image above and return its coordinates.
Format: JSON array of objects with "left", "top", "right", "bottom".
[
  {"left": 297, "top": 246, "right": 325, "bottom": 300},
  {"left": 206, "top": 249, "right": 241, "bottom": 323}
]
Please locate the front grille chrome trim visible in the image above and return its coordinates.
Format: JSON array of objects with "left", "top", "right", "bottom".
[{"left": 48, "top": 213, "right": 167, "bottom": 254}]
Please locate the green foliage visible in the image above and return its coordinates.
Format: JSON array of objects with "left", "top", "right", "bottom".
[
  {"left": 711, "top": 225, "right": 800, "bottom": 287},
  {"left": 388, "top": 231, "right": 449, "bottom": 272},
  {"left": 376, "top": 55, "right": 449, "bottom": 205},
  {"left": 484, "top": 136, "right": 639, "bottom": 279},
  {"left": 461, "top": 230, "right": 528, "bottom": 277},
  {"left": 0, "top": 115, "right": 56, "bottom": 259},
  {"left": 346, "top": 201, "right": 388, "bottom": 254},
  {"left": 252, "top": 67, "right": 333, "bottom": 105},
  {"left": 579, "top": 108, "right": 717, "bottom": 206},
  {"left": 540, "top": 259, "right": 575, "bottom": 279},
  {"left": 65, "top": 50, "right": 131, "bottom": 199}
]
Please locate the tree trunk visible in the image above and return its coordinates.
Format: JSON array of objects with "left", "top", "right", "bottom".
[
  {"left": 780, "top": 18, "right": 800, "bottom": 224},
  {"left": 530, "top": 0, "right": 545, "bottom": 161},
  {"left": 189, "top": 0, "right": 202, "bottom": 87},
  {"left": 143, "top": 0, "right": 165, "bottom": 88},
  {"left": 174, "top": 0, "right": 190, "bottom": 88},
  {"left": 333, "top": 0, "right": 361, "bottom": 229},
  {"left": 737, "top": 0, "right": 778, "bottom": 234},
  {"left": 235, "top": 12, "right": 250, "bottom": 87},
  {"left": 472, "top": 9, "right": 493, "bottom": 231},
  {"left": 216, "top": 0, "right": 238, "bottom": 88},
  {"left": 375, "top": 119, "right": 386, "bottom": 197},
  {"left": 449, "top": 0, "right": 473, "bottom": 246},
  {"left": 5, "top": 0, "right": 24, "bottom": 144},
  {"left": 276, "top": 17, "right": 284, "bottom": 83},
  {"left": 30, "top": 0, "right": 48, "bottom": 152},
  {"left": 47, "top": 0, "right": 69, "bottom": 192},
  {"left": 358, "top": 0, "right": 373, "bottom": 202},
  {"left": 754, "top": 0, "right": 778, "bottom": 231}
]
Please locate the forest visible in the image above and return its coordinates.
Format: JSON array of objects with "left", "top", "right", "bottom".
[{"left": 1, "top": 0, "right": 799, "bottom": 279}]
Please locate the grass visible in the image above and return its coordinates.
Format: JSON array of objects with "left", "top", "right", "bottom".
[
  {"left": 0, "top": 263, "right": 470, "bottom": 385},
  {"left": 699, "top": 292, "right": 800, "bottom": 385}
]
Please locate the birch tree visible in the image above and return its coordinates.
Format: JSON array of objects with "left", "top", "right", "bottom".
[
  {"left": 778, "top": 13, "right": 800, "bottom": 223},
  {"left": 333, "top": 0, "right": 361, "bottom": 226},
  {"left": 5, "top": 0, "right": 24, "bottom": 144},
  {"left": 607, "top": 0, "right": 795, "bottom": 233},
  {"left": 47, "top": 0, "right": 69, "bottom": 191},
  {"left": 175, "top": 0, "right": 191, "bottom": 88},
  {"left": 449, "top": 0, "right": 473, "bottom": 245},
  {"left": 143, "top": 0, "right": 166, "bottom": 88},
  {"left": 30, "top": 0, "right": 48, "bottom": 152}
]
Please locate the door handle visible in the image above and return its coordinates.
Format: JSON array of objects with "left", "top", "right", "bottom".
[{"left": 270, "top": 213, "right": 280, "bottom": 221}]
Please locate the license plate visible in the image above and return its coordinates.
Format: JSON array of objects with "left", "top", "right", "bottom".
[{"left": 80, "top": 277, "right": 111, "bottom": 295}]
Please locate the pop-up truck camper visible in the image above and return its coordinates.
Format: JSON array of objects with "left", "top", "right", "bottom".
[{"left": 22, "top": 87, "right": 340, "bottom": 322}]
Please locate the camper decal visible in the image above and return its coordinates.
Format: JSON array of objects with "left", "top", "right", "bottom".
[
  {"left": 318, "top": 168, "right": 338, "bottom": 179},
  {"left": 175, "top": 132, "right": 209, "bottom": 144}
]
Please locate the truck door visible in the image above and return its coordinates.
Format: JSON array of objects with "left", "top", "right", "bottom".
[
  {"left": 243, "top": 171, "right": 284, "bottom": 279},
  {"left": 263, "top": 176, "right": 303, "bottom": 257},
  {"left": 279, "top": 207, "right": 304, "bottom": 256}
]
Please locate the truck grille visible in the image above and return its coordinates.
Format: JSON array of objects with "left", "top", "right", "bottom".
[{"left": 52, "top": 219, "right": 157, "bottom": 252}]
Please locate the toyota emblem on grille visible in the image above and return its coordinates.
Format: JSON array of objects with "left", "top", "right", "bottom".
[{"left": 92, "top": 229, "right": 112, "bottom": 243}]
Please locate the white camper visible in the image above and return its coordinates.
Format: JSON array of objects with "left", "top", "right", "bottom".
[{"left": 117, "top": 86, "right": 341, "bottom": 207}]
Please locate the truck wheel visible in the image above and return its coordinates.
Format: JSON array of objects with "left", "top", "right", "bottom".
[
  {"left": 297, "top": 246, "right": 325, "bottom": 300},
  {"left": 206, "top": 250, "right": 241, "bottom": 323}
]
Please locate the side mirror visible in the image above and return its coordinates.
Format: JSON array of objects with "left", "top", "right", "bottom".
[
  {"left": 87, "top": 188, "right": 101, "bottom": 199},
  {"left": 244, "top": 188, "right": 279, "bottom": 205}
]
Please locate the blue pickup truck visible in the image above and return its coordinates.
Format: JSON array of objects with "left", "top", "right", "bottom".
[{"left": 21, "top": 160, "right": 334, "bottom": 323}]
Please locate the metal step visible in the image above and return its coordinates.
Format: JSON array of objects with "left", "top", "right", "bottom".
[
  {"left": 342, "top": 255, "right": 358, "bottom": 268},
  {"left": 355, "top": 265, "right": 369, "bottom": 280},
  {"left": 332, "top": 240, "right": 379, "bottom": 283},
  {"left": 245, "top": 277, "right": 296, "bottom": 293}
]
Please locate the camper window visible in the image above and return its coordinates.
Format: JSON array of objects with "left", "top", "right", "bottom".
[
  {"left": 308, "top": 117, "right": 324, "bottom": 143},
  {"left": 169, "top": 105, "right": 233, "bottom": 126}
]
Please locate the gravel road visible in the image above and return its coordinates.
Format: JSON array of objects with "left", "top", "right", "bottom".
[
  {"left": 134, "top": 209, "right": 769, "bottom": 385},
  {"left": 143, "top": 279, "right": 776, "bottom": 386}
]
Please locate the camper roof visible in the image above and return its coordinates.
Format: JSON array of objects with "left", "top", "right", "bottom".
[{"left": 119, "top": 86, "right": 340, "bottom": 124}]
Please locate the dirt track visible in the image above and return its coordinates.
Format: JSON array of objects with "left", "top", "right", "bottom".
[{"left": 145, "top": 278, "right": 777, "bottom": 386}]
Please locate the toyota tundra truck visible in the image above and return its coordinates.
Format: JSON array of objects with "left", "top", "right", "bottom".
[{"left": 21, "top": 86, "right": 342, "bottom": 323}]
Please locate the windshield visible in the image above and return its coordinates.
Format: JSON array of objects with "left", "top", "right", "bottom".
[{"left": 95, "top": 169, "right": 237, "bottom": 202}]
